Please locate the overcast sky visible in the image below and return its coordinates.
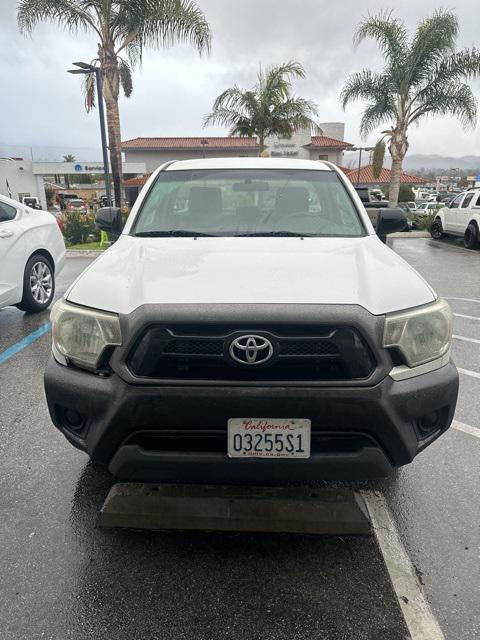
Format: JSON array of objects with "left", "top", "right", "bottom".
[{"left": 2, "top": 0, "right": 480, "bottom": 159}]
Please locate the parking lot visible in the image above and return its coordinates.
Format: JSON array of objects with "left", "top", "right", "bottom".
[{"left": 1, "top": 238, "right": 479, "bottom": 640}]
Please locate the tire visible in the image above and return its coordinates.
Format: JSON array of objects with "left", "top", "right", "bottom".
[
  {"left": 464, "top": 223, "right": 479, "bottom": 250},
  {"left": 16, "top": 253, "right": 55, "bottom": 313},
  {"left": 430, "top": 218, "right": 445, "bottom": 240}
]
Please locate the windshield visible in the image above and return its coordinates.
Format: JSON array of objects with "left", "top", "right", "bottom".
[{"left": 132, "top": 169, "right": 365, "bottom": 237}]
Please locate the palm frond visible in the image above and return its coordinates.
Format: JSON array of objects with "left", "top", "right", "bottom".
[
  {"left": 359, "top": 100, "right": 395, "bottom": 138},
  {"left": 82, "top": 71, "right": 96, "bottom": 112},
  {"left": 126, "top": 0, "right": 212, "bottom": 56},
  {"left": 372, "top": 140, "right": 386, "bottom": 178},
  {"left": 17, "top": 0, "right": 101, "bottom": 37},
  {"left": 410, "top": 82, "right": 477, "bottom": 129},
  {"left": 118, "top": 58, "right": 133, "bottom": 98},
  {"left": 340, "top": 70, "right": 391, "bottom": 110},
  {"left": 354, "top": 10, "right": 407, "bottom": 63},
  {"left": 407, "top": 9, "right": 458, "bottom": 87},
  {"left": 411, "top": 48, "right": 480, "bottom": 107}
]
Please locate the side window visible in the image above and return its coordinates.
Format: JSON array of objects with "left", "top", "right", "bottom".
[
  {"left": 461, "top": 193, "right": 474, "bottom": 208},
  {"left": 475, "top": 193, "right": 480, "bottom": 208},
  {"left": 0, "top": 201, "right": 17, "bottom": 223},
  {"left": 449, "top": 194, "right": 463, "bottom": 209}
]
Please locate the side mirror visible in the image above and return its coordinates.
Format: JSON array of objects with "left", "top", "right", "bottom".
[
  {"left": 95, "top": 207, "right": 123, "bottom": 235},
  {"left": 376, "top": 208, "right": 407, "bottom": 240}
]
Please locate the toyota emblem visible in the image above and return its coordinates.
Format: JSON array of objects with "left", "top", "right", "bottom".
[{"left": 228, "top": 335, "right": 274, "bottom": 365}]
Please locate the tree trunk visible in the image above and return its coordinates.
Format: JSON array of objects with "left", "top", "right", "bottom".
[
  {"left": 258, "top": 134, "right": 265, "bottom": 156},
  {"left": 388, "top": 129, "right": 408, "bottom": 207},
  {"left": 388, "top": 156, "right": 403, "bottom": 207},
  {"left": 104, "top": 95, "right": 123, "bottom": 207},
  {"left": 100, "top": 45, "right": 123, "bottom": 207}
]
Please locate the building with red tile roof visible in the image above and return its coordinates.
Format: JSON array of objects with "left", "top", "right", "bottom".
[{"left": 342, "top": 164, "right": 427, "bottom": 186}]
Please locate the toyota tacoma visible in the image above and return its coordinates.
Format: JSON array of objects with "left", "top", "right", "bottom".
[{"left": 44, "top": 158, "right": 459, "bottom": 481}]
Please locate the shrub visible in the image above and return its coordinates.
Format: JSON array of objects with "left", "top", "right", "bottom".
[
  {"left": 412, "top": 211, "right": 436, "bottom": 231},
  {"left": 385, "top": 184, "right": 415, "bottom": 202},
  {"left": 63, "top": 211, "right": 97, "bottom": 245}
]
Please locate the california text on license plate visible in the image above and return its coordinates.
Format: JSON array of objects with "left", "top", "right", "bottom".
[{"left": 227, "top": 418, "right": 311, "bottom": 459}]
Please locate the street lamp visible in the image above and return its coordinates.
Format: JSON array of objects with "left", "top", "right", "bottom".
[
  {"left": 350, "top": 146, "right": 375, "bottom": 185},
  {"left": 67, "top": 62, "right": 112, "bottom": 207}
]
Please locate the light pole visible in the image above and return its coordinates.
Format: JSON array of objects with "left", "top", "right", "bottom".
[
  {"left": 350, "top": 146, "right": 375, "bottom": 185},
  {"left": 67, "top": 62, "right": 112, "bottom": 207}
]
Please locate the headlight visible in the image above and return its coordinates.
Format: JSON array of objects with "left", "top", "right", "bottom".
[
  {"left": 50, "top": 299, "right": 122, "bottom": 371},
  {"left": 383, "top": 298, "right": 453, "bottom": 368}
]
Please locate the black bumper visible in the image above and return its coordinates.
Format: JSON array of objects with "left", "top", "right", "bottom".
[{"left": 44, "top": 356, "right": 459, "bottom": 482}]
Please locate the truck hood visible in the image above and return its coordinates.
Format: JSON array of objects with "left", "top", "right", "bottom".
[{"left": 66, "top": 234, "right": 436, "bottom": 316}]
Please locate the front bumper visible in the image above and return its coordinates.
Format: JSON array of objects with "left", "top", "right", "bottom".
[{"left": 44, "top": 356, "right": 459, "bottom": 482}]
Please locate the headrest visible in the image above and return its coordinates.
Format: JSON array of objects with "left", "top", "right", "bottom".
[
  {"left": 275, "top": 186, "right": 309, "bottom": 215},
  {"left": 188, "top": 187, "right": 222, "bottom": 215}
]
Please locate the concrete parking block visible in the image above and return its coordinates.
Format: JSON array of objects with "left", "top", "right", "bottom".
[{"left": 98, "top": 483, "right": 371, "bottom": 534}]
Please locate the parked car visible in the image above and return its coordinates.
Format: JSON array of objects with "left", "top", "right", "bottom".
[
  {"left": 99, "top": 194, "right": 114, "bottom": 208},
  {"left": 45, "top": 158, "right": 458, "bottom": 482},
  {"left": 57, "top": 193, "right": 79, "bottom": 211},
  {"left": 65, "top": 199, "right": 88, "bottom": 215},
  {"left": 431, "top": 189, "right": 480, "bottom": 248},
  {"left": 21, "top": 196, "right": 42, "bottom": 210},
  {"left": 0, "top": 193, "right": 65, "bottom": 312},
  {"left": 410, "top": 202, "right": 443, "bottom": 229}
]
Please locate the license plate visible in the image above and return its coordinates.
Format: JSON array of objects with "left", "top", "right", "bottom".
[{"left": 227, "top": 418, "right": 311, "bottom": 459}]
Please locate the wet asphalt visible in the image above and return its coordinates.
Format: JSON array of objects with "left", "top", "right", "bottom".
[{"left": 1, "top": 239, "right": 479, "bottom": 640}]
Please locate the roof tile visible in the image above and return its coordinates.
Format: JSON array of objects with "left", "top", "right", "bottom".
[
  {"left": 122, "top": 137, "right": 259, "bottom": 150},
  {"left": 342, "top": 164, "right": 426, "bottom": 185}
]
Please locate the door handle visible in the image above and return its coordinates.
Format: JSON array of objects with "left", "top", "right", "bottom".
[{"left": 0, "top": 229, "right": 13, "bottom": 238}]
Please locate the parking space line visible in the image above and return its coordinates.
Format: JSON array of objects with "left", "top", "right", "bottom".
[
  {"left": 458, "top": 367, "right": 480, "bottom": 380},
  {"left": 361, "top": 490, "right": 445, "bottom": 640},
  {"left": 453, "top": 334, "right": 480, "bottom": 345},
  {"left": 452, "top": 420, "right": 480, "bottom": 439},
  {"left": 445, "top": 297, "right": 480, "bottom": 304},
  {"left": 453, "top": 313, "right": 480, "bottom": 321},
  {"left": 0, "top": 322, "right": 51, "bottom": 365}
]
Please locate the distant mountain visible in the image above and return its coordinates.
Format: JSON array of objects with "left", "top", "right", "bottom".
[
  {"left": 0, "top": 143, "right": 102, "bottom": 162},
  {"left": 402, "top": 154, "right": 480, "bottom": 174}
]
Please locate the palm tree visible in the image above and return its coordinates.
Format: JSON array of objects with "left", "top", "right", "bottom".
[
  {"left": 18, "top": 0, "right": 211, "bottom": 206},
  {"left": 204, "top": 61, "right": 319, "bottom": 153},
  {"left": 341, "top": 10, "right": 480, "bottom": 206},
  {"left": 62, "top": 153, "right": 75, "bottom": 188}
]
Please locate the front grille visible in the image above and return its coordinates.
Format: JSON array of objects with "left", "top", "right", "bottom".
[
  {"left": 124, "top": 430, "right": 379, "bottom": 455},
  {"left": 127, "top": 324, "right": 376, "bottom": 382}
]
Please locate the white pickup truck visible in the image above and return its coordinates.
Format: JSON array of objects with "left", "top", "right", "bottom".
[
  {"left": 44, "top": 158, "right": 458, "bottom": 482},
  {"left": 431, "top": 189, "right": 480, "bottom": 248}
]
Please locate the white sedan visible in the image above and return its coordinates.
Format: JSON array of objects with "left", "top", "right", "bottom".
[{"left": 0, "top": 194, "right": 66, "bottom": 313}]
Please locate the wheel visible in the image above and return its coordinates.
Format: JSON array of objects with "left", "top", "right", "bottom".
[
  {"left": 464, "top": 223, "right": 479, "bottom": 249},
  {"left": 430, "top": 218, "right": 445, "bottom": 240},
  {"left": 16, "top": 254, "right": 55, "bottom": 313}
]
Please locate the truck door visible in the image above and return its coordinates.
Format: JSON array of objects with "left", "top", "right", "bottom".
[
  {"left": 459, "top": 192, "right": 475, "bottom": 232},
  {"left": 444, "top": 193, "right": 465, "bottom": 233}
]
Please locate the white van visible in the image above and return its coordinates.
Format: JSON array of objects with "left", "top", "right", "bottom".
[{"left": 44, "top": 158, "right": 458, "bottom": 482}]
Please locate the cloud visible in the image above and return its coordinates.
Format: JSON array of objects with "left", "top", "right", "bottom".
[{"left": 2, "top": 0, "right": 480, "bottom": 158}]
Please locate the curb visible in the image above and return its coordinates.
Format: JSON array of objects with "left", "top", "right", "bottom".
[
  {"left": 66, "top": 250, "right": 104, "bottom": 258},
  {"left": 97, "top": 483, "right": 371, "bottom": 534},
  {"left": 390, "top": 231, "right": 430, "bottom": 238}
]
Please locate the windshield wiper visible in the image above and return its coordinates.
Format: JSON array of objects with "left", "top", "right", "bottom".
[
  {"left": 234, "top": 231, "right": 316, "bottom": 237},
  {"left": 135, "top": 230, "right": 217, "bottom": 237}
]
